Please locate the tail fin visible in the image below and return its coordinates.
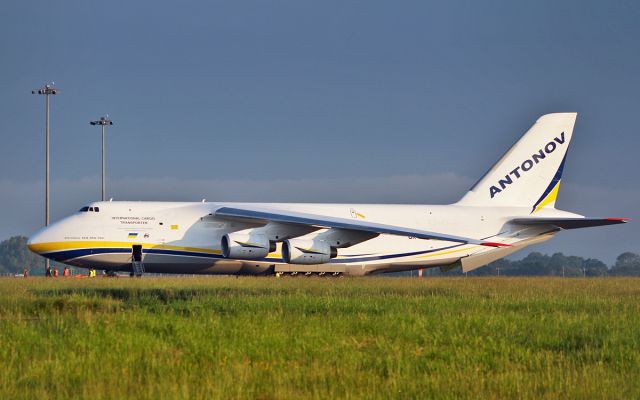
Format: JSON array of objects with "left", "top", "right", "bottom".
[{"left": 458, "top": 113, "right": 577, "bottom": 213}]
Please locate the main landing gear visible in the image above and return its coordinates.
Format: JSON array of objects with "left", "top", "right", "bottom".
[{"left": 276, "top": 271, "right": 343, "bottom": 278}]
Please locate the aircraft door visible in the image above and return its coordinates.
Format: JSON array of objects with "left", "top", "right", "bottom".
[{"left": 132, "top": 244, "right": 143, "bottom": 262}]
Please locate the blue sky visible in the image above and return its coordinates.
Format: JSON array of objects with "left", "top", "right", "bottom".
[{"left": 0, "top": 1, "right": 638, "bottom": 263}]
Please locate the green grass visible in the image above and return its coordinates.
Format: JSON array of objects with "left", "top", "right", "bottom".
[{"left": 0, "top": 277, "right": 638, "bottom": 399}]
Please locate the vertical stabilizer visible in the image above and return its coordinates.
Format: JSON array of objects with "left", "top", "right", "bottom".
[{"left": 458, "top": 113, "right": 576, "bottom": 212}]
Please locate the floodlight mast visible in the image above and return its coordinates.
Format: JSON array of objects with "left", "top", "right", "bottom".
[
  {"left": 90, "top": 116, "right": 113, "bottom": 201},
  {"left": 31, "top": 83, "right": 58, "bottom": 274}
]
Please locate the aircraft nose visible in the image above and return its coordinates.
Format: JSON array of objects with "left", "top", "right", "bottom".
[{"left": 27, "top": 227, "right": 51, "bottom": 254}]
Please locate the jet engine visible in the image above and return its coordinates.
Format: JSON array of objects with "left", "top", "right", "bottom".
[
  {"left": 222, "top": 233, "right": 275, "bottom": 260},
  {"left": 282, "top": 238, "right": 337, "bottom": 265}
]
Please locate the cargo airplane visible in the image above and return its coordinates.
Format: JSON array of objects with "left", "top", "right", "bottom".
[{"left": 28, "top": 113, "right": 627, "bottom": 276}]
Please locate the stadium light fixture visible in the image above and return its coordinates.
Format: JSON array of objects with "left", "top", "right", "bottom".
[
  {"left": 31, "top": 83, "right": 58, "bottom": 274},
  {"left": 90, "top": 116, "right": 114, "bottom": 201}
]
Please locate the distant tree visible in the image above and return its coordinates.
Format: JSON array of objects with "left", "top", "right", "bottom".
[
  {"left": 552, "top": 253, "right": 587, "bottom": 276},
  {"left": 471, "top": 258, "right": 511, "bottom": 276},
  {"left": 505, "top": 252, "right": 550, "bottom": 276},
  {"left": 0, "top": 236, "right": 46, "bottom": 274},
  {"left": 429, "top": 251, "right": 613, "bottom": 277},
  {"left": 610, "top": 252, "right": 640, "bottom": 276},
  {"left": 584, "top": 258, "right": 608, "bottom": 276}
]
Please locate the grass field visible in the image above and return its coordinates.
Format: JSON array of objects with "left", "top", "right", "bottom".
[{"left": 0, "top": 277, "right": 638, "bottom": 399}]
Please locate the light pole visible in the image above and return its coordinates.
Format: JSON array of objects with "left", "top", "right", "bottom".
[
  {"left": 32, "top": 83, "right": 58, "bottom": 274},
  {"left": 90, "top": 116, "right": 113, "bottom": 201}
]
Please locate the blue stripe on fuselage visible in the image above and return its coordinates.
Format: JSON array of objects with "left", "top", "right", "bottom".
[{"left": 42, "top": 244, "right": 464, "bottom": 265}]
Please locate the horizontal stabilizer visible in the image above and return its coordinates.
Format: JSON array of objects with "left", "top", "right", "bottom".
[{"left": 510, "top": 217, "right": 629, "bottom": 230}]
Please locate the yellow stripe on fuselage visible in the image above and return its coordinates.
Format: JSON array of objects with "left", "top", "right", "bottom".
[
  {"left": 417, "top": 246, "right": 474, "bottom": 259},
  {"left": 28, "top": 241, "right": 222, "bottom": 255}
]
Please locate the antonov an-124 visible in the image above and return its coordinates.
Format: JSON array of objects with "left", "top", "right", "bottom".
[{"left": 28, "top": 113, "right": 627, "bottom": 276}]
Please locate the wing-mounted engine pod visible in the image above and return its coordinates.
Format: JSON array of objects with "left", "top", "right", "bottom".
[
  {"left": 222, "top": 233, "right": 275, "bottom": 260},
  {"left": 282, "top": 238, "right": 338, "bottom": 265}
]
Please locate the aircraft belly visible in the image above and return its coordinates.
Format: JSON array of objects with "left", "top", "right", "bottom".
[{"left": 63, "top": 252, "right": 275, "bottom": 275}]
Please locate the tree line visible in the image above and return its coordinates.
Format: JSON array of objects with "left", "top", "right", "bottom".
[
  {"left": 0, "top": 236, "right": 47, "bottom": 275},
  {"left": 1, "top": 235, "right": 639, "bottom": 276},
  {"left": 435, "top": 251, "right": 640, "bottom": 277}
]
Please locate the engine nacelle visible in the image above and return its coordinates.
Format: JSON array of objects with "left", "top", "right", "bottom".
[
  {"left": 282, "top": 239, "right": 337, "bottom": 265},
  {"left": 222, "top": 233, "right": 275, "bottom": 260}
]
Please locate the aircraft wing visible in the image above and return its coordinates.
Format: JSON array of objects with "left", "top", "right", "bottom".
[
  {"left": 510, "top": 217, "right": 629, "bottom": 230},
  {"left": 213, "top": 206, "right": 508, "bottom": 247}
]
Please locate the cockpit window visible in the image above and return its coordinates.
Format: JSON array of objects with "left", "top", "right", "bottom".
[
  {"left": 79, "top": 207, "right": 90, "bottom": 212},
  {"left": 89, "top": 207, "right": 94, "bottom": 212},
  {"left": 94, "top": 207, "right": 99, "bottom": 212}
]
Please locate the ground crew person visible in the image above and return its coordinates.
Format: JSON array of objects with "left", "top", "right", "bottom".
[
  {"left": 45, "top": 266, "right": 51, "bottom": 277},
  {"left": 63, "top": 267, "right": 70, "bottom": 277},
  {"left": 53, "top": 267, "right": 59, "bottom": 277},
  {"left": 23, "top": 267, "right": 29, "bottom": 278}
]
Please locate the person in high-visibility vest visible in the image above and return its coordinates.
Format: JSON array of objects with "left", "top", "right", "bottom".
[{"left": 63, "top": 267, "right": 70, "bottom": 277}]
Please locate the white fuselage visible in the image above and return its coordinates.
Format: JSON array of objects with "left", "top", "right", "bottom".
[{"left": 27, "top": 201, "right": 572, "bottom": 276}]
